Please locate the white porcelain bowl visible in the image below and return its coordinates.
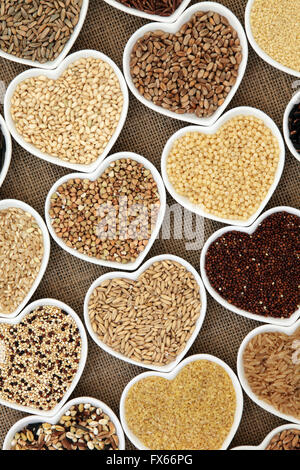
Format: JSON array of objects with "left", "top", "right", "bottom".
[
  {"left": 3, "top": 396, "right": 125, "bottom": 450},
  {"left": 0, "top": 115, "right": 12, "bottom": 188},
  {"left": 0, "top": 199, "right": 50, "bottom": 318},
  {"left": 200, "top": 206, "right": 300, "bottom": 326},
  {"left": 237, "top": 320, "right": 300, "bottom": 425},
  {"left": 0, "top": 1, "right": 89, "bottom": 70},
  {"left": 123, "top": 2, "right": 248, "bottom": 127},
  {"left": 4, "top": 50, "right": 129, "bottom": 173},
  {"left": 245, "top": 0, "right": 300, "bottom": 78},
  {"left": 162, "top": 107, "right": 285, "bottom": 226},
  {"left": 104, "top": 0, "right": 191, "bottom": 23},
  {"left": 120, "top": 354, "right": 244, "bottom": 450},
  {"left": 283, "top": 90, "right": 300, "bottom": 163},
  {"left": 45, "top": 151, "right": 166, "bottom": 271},
  {"left": 84, "top": 254, "right": 207, "bottom": 372},
  {"left": 232, "top": 424, "right": 300, "bottom": 450},
  {"left": 0, "top": 298, "right": 88, "bottom": 416}
]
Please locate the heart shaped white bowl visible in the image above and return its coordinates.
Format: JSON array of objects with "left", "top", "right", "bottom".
[
  {"left": 162, "top": 107, "right": 285, "bottom": 226},
  {"left": 123, "top": 2, "right": 248, "bottom": 127},
  {"left": 104, "top": 0, "right": 191, "bottom": 23},
  {"left": 84, "top": 254, "right": 207, "bottom": 372},
  {"left": 245, "top": 0, "right": 300, "bottom": 78},
  {"left": 283, "top": 90, "right": 300, "bottom": 163},
  {"left": 2, "top": 396, "right": 125, "bottom": 450},
  {"left": 0, "top": 115, "right": 12, "bottom": 188},
  {"left": 45, "top": 151, "right": 166, "bottom": 270},
  {"left": 200, "top": 206, "right": 300, "bottom": 326},
  {"left": 4, "top": 50, "right": 129, "bottom": 173},
  {"left": 0, "top": 199, "right": 50, "bottom": 318},
  {"left": 237, "top": 320, "right": 300, "bottom": 424},
  {"left": 0, "top": 298, "right": 88, "bottom": 416},
  {"left": 232, "top": 423, "right": 300, "bottom": 450},
  {"left": 0, "top": 1, "right": 89, "bottom": 70},
  {"left": 120, "top": 353, "right": 243, "bottom": 450}
]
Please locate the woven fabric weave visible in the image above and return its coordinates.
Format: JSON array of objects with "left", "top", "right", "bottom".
[{"left": 0, "top": 0, "right": 299, "bottom": 449}]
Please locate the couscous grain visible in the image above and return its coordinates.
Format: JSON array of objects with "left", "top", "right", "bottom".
[{"left": 166, "top": 115, "right": 280, "bottom": 220}]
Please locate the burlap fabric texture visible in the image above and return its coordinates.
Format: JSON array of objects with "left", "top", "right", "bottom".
[{"left": 0, "top": 0, "right": 299, "bottom": 450}]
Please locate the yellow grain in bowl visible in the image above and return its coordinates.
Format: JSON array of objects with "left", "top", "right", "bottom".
[
  {"left": 250, "top": 0, "right": 300, "bottom": 73},
  {"left": 124, "top": 360, "right": 237, "bottom": 450},
  {"left": 166, "top": 115, "right": 280, "bottom": 221}
]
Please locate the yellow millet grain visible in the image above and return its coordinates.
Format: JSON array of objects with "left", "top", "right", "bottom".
[
  {"left": 250, "top": 0, "right": 300, "bottom": 72},
  {"left": 124, "top": 360, "right": 236, "bottom": 450},
  {"left": 166, "top": 115, "right": 280, "bottom": 221}
]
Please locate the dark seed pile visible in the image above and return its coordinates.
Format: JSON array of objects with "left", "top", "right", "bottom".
[
  {"left": 288, "top": 103, "right": 300, "bottom": 154},
  {"left": 0, "top": 126, "right": 5, "bottom": 174},
  {"left": 0, "top": 0, "right": 83, "bottom": 63},
  {"left": 205, "top": 211, "right": 300, "bottom": 319},
  {"left": 0, "top": 306, "right": 82, "bottom": 410},
  {"left": 116, "top": 0, "right": 183, "bottom": 17},
  {"left": 11, "top": 403, "right": 119, "bottom": 450}
]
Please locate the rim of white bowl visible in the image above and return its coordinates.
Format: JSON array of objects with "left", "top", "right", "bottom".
[
  {"left": 237, "top": 320, "right": 300, "bottom": 425},
  {"left": 45, "top": 151, "right": 166, "bottom": 271},
  {"left": 0, "top": 1, "right": 89, "bottom": 70},
  {"left": 245, "top": 0, "right": 300, "bottom": 78},
  {"left": 4, "top": 49, "right": 129, "bottom": 173},
  {"left": 123, "top": 2, "right": 248, "bottom": 127},
  {"left": 0, "top": 200, "right": 51, "bottom": 319},
  {"left": 3, "top": 395, "right": 125, "bottom": 450},
  {"left": 103, "top": 0, "right": 191, "bottom": 23},
  {"left": 84, "top": 254, "right": 207, "bottom": 373},
  {"left": 120, "top": 353, "right": 244, "bottom": 450},
  {"left": 231, "top": 423, "right": 300, "bottom": 450},
  {"left": 0, "top": 114, "right": 12, "bottom": 188},
  {"left": 161, "top": 106, "right": 285, "bottom": 226},
  {"left": 283, "top": 90, "right": 300, "bottom": 163},
  {"left": 0, "top": 298, "right": 88, "bottom": 416},
  {"left": 200, "top": 206, "right": 300, "bottom": 326}
]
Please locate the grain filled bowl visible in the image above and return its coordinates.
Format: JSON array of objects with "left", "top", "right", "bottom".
[
  {"left": 0, "top": 298, "right": 88, "bottom": 416},
  {"left": 0, "top": 199, "right": 50, "bottom": 318},
  {"left": 237, "top": 320, "right": 300, "bottom": 425},
  {"left": 283, "top": 90, "right": 300, "bottom": 163},
  {"left": 200, "top": 206, "right": 300, "bottom": 326},
  {"left": 120, "top": 354, "right": 243, "bottom": 450},
  {"left": 245, "top": 0, "right": 300, "bottom": 78},
  {"left": 4, "top": 50, "right": 129, "bottom": 173},
  {"left": 123, "top": 2, "right": 248, "bottom": 127},
  {"left": 162, "top": 107, "right": 285, "bottom": 226},
  {"left": 0, "top": 114, "right": 12, "bottom": 188},
  {"left": 0, "top": 0, "right": 89, "bottom": 70},
  {"left": 45, "top": 152, "right": 166, "bottom": 271},
  {"left": 103, "top": 0, "right": 191, "bottom": 23},
  {"left": 3, "top": 396, "right": 125, "bottom": 450},
  {"left": 84, "top": 254, "right": 207, "bottom": 372},
  {"left": 232, "top": 424, "right": 300, "bottom": 450}
]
